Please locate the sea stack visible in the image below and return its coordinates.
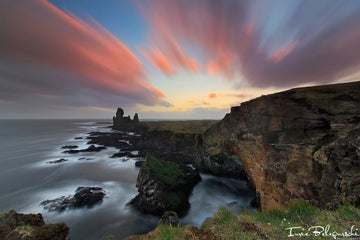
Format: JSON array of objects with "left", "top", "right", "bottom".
[{"left": 112, "top": 107, "right": 140, "bottom": 131}]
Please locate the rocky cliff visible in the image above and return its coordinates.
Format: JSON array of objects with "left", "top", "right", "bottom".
[{"left": 201, "top": 81, "right": 360, "bottom": 210}]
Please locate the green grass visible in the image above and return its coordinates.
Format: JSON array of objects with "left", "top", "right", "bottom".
[
  {"left": 126, "top": 201, "right": 360, "bottom": 240},
  {"left": 140, "top": 120, "right": 218, "bottom": 134},
  {"left": 16, "top": 224, "right": 33, "bottom": 233},
  {"left": 157, "top": 224, "right": 187, "bottom": 240},
  {"left": 146, "top": 155, "right": 186, "bottom": 189},
  {"left": 0, "top": 211, "right": 4, "bottom": 218},
  {"left": 201, "top": 201, "right": 360, "bottom": 240}
]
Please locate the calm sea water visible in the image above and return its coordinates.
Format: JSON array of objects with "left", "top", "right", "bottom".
[{"left": 0, "top": 120, "right": 254, "bottom": 239}]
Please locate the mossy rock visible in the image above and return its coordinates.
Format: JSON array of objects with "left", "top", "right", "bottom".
[{"left": 145, "top": 155, "right": 186, "bottom": 189}]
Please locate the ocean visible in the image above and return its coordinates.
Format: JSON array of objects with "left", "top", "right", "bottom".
[{"left": 0, "top": 119, "right": 254, "bottom": 239}]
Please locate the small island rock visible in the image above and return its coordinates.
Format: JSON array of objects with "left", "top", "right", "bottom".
[{"left": 129, "top": 155, "right": 201, "bottom": 217}]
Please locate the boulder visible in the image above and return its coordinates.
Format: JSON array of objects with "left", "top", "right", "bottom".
[
  {"left": 129, "top": 155, "right": 201, "bottom": 216},
  {"left": 60, "top": 145, "right": 78, "bottom": 149},
  {"left": 46, "top": 159, "right": 68, "bottom": 164},
  {"left": 63, "top": 144, "right": 106, "bottom": 154},
  {"left": 158, "top": 211, "right": 179, "bottom": 227},
  {"left": 41, "top": 187, "right": 105, "bottom": 212}
]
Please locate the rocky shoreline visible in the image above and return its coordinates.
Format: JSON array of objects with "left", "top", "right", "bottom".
[
  {"left": 3, "top": 81, "right": 359, "bottom": 239},
  {"left": 95, "top": 108, "right": 256, "bottom": 217},
  {"left": 0, "top": 210, "right": 69, "bottom": 240}
]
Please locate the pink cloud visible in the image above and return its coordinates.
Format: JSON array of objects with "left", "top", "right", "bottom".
[
  {"left": 143, "top": 38, "right": 198, "bottom": 75},
  {"left": 0, "top": 0, "right": 168, "bottom": 109},
  {"left": 142, "top": 0, "right": 360, "bottom": 88},
  {"left": 141, "top": 3, "right": 199, "bottom": 74},
  {"left": 207, "top": 52, "right": 235, "bottom": 78},
  {"left": 143, "top": 48, "right": 174, "bottom": 75},
  {"left": 269, "top": 41, "right": 297, "bottom": 63}
]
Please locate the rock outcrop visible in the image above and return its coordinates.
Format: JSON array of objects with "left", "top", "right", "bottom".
[
  {"left": 0, "top": 210, "right": 69, "bottom": 240},
  {"left": 91, "top": 122, "right": 201, "bottom": 165},
  {"left": 138, "top": 130, "right": 200, "bottom": 165},
  {"left": 201, "top": 81, "right": 360, "bottom": 210},
  {"left": 63, "top": 144, "right": 106, "bottom": 154},
  {"left": 130, "top": 155, "right": 201, "bottom": 216},
  {"left": 113, "top": 107, "right": 140, "bottom": 131},
  {"left": 41, "top": 186, "right": 106, "bottom": 212}
]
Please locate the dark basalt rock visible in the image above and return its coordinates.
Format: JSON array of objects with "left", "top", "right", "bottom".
[
  {"left": 72, "top": 187, "right": 105, "bottom": 208},
  {"left": 0, "top": 210, "right": 69, "bottom": 240},
  {"left": 60, "top": 145, "right": 78, "bottom": 149},
  {"left": 46, "top": 158, "right": 68, "bottom": 164},
  {"left": 74, "top": 137, "right": 83, "bottom": 140},
  {"left": 129, "top": 155, "right": 201, "bottom": 217},
  {"left": 111, "top": 151, "right": 138, "bottom": 158},
  {"left": 135, "top": 160, "right": 145, "bottom": 167},
  {"left": 63, "top": 144, "right": 106, "bottom": 154},
  {"left": 41, "top": 187, "right": 105, "bottom": 212},
  {"left": 78, "top": 157, "right": 93, "bottom": 161},
  {"left": 87, "top": 131, "right": 140, "bottom": 149},
  {"left": 113, "top": 107, "right": 141, "bottom": 131},
  {"left": 196, "top": 152, "right": 248, "bottom": 180}
]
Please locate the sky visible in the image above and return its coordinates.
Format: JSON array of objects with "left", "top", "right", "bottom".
[{"left": 1, "top": 0, "right": 360, "bottom": 119}]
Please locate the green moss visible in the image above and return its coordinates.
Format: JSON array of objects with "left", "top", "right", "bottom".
[
  {"left": 164, "top": 192, "right": 181, "bottom": 208},
  {"left": 16, "top": 224, "right": 33, "bottom": 233},
  {"left": 146, "top": 155, "right": 186, "bottom": 189}
]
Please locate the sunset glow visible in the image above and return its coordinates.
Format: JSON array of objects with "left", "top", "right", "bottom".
[{"left": 1, "top": 0, "right": 359, "bottom": 119}]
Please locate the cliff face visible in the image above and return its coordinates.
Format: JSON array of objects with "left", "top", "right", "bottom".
[{"left": 202, "top": 81, "right": 360, "bottom": 210}]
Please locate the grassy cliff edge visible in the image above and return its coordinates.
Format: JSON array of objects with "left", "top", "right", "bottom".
[{"left": 126, "top": 201, "right": 360, "bottom": 240}]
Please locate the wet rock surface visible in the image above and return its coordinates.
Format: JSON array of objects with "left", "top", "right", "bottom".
[
  {"left": 41, "top": 187, "right": 105, "bottom": 212},
  {"left": 46, "top": 158, "right": 68, "bottom": 164},
  {"left": 0, "top": 210, "right": 69, "bottom": 240},
  {"left": 61, "top": 145, "right": 78, "bottom": 149},
  {"left": 63, "top": 144, "right": 106, "bottom": 154},
  {"left": 111, "top": 151, "right": 138, "bottom": 158}
]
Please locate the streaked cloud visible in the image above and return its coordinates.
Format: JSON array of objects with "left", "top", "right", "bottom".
[
  {"left": 0, "top": 0, "right": 169, "bottom": 116},
  {"left": 143, "top": 48, "right": 174, "bottom": 75},
  {"left": 143, "top": 37, "right": 199, "bottom": 75},
  {"left": 143, "top": 0, "right": 360, "bottom": 88}
]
